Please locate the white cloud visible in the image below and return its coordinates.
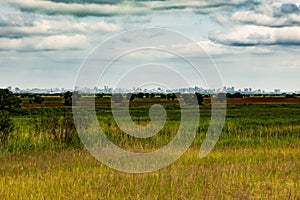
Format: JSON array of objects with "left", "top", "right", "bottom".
[
  {"left": 216, "top": 1, "right": 300, "bottom": 27},
  {"left": 217, "top": 9, "right": 300, "bottom": 28},
  {"left": 91, "top": 21, "right": 122, "bottom": 32},
  {"left": 210, "top": 25, "right": 300, "bottom": 46},
  {"left": 1, "top": 0, "right": 300, "bottom": 91},
  {"left": 0, "top": 13, "right": 35, "bottom": 26},
  {"left": 170, "top": 40, "right": 272, "bottom": 56},
  {"left": 0, "top": 34, "right": 89, "bottom": 51},
  {"left": 0, "top": 13, "right": 123, "bottom": 38}
]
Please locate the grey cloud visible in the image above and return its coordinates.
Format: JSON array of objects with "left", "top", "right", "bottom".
[
  {"left": 0, "top": 14, "right": 35, "bottom": 27},
  {"left": 281, "top": 3, "right": 299, "bottom": 14},
  {"left": 0, "top": 28, "right": 44, "bottom": 39},
  {"left": 5, "top": 0, "right": 251, "bottom": 17},
  {"left": 48, "top": 0, "right": 124, "bottom": 4},
  {"left": 6, "top": 0, "right": 148, "bottom": 17},
  {"left": 150, "top": 1, "right": 254, "bottom": 14},
  {"left": 152, "top": 5, "right": 187, "bottom": 11},
  {"left": 234, "top": 0, "right": 260, "bottom": 9}
]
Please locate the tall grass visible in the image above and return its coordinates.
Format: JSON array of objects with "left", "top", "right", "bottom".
[
  {"left": 1, "top": 103, "right": 300, "bottom": 153},
  {"left": 0, "top": 146, "right": 299, "bottom": 199},
  {"left": 0, "top": 103, "right": 299, "bottom": 199},
  {"left": 2, "top": 107, "right": 83, "bottom": 153}
]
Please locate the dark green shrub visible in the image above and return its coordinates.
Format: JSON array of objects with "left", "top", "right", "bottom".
[
  {"left": 182, "top": 94, "right": 197, "bottom": 105},
  {"left": 0, "top": 110, "right": 14, "bottom": 144},
  {"left": 33, "top": 95, "right": 44, "bottom": 104},
  {"left": 0, "top": 89, "right": 22, "bottom": 110},
  {"left": 112, "top": 93, "right": 123, "bottom": 103}
]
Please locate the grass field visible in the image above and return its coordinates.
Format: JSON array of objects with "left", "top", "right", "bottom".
[
  {"left": 0, "top": 98, "right": 300, "bottom": 199},
  {"left": 0, "top": 146, "right": 299, "bottom": 199}
]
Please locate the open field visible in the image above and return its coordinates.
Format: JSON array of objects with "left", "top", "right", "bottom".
[
  {"left": 0, "top": 98, "right": 300, "bottom": 199},
  {"left": 5, "top": 101, "right": 300, "bottom": 150},
  {"left": 20, "top": 96, "right": 300, "bottom": 107},
  {"left": 0, "top": 146, "right": 299, "bottom": 199}
]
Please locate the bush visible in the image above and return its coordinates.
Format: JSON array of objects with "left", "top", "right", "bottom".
[
  {"left": 33, "top": 95, "right": 44, "bottom": 104},
  {"left": 195, "top": 93, "right": 204, "bottom": 105},
  {"left": 136, "top": 93, "right": 144, "bottom": 98},
  {"left": 182, "top": 94, "right": 198, "bottom": 105},
  {"left": 0, "top": 89, "right": 22, "bottom": 110},
  {"left": 63, "top": 91, "right": 72, "bottom": 106},
  {"left": 60, "top": 114, "right": 78, "bottom": 145},
  {"left": 126, "top": 93, "right": 135, "bottom": 101},
  {"left": 37, "top": 109, "right": 79, "bottom": 145},
  {"left": 0, "top": 110, "right": 14, "bottom": 144},
  {"left": 112, "top": 93, "right": 123, "bottom": 103}
]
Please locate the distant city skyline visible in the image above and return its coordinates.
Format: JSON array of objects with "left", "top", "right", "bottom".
[{"left": 3, "top": 85, "right": 300, "bottom": 94}]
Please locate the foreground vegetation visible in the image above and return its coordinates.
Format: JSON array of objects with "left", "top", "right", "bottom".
[
  {"left": 1, "top": 102, "right": 299, "bottom": 152},
  {"left": 0, "top": 92, "right": 299, "bottom": 199},
  {"left": 0, "top": 146, "right": 299, "bottom": 199}
]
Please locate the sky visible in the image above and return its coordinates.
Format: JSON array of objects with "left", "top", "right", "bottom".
[{"left": 1, "top": 0, "right": 300, "bottom": 92}]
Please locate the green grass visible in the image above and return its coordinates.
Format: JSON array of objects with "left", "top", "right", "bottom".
[
  {"left": 0, "top": 102, "right": 299, "bottom": 199},
  {"left": 2, "top": 103, "right": 300, "bottom": 152},
  {"left": 0, "top": 146, "right": 299, "bottom": 199}
]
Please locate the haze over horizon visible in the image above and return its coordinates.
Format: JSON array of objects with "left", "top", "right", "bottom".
[{"left": 1, "top": 0, "right": 300, "bottom": 91}]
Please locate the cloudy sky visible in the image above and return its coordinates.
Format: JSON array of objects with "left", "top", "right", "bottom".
[{"left": 1, "top": 0, "right": 300, "bottom": 92}]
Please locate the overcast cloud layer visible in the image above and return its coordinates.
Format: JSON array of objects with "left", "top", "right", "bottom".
[{"left": 0, "top": 0, "right": 300, "bottom": 91}]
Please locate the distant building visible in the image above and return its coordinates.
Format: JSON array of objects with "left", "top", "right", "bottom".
[
  {"left": 15, "top": 87, "right": 20, "bottom": 93},
  {"left": 257, "top": 89, "right": 261, "bottom": 93},
  {"left": 274, "top": 89, "right": 281, "bottom": 94}
]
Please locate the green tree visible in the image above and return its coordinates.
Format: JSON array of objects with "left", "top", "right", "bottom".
[
  {"left": 112, "top": 93, "right": 123, "bottom": 103},
  {"left": 136, "top": 93, "right": 144, "bottom": 98},
  {"left": 216, "top": 93, "right": 226, "bottom": 102},
  {"left": 33, "top": 95, "right": 44, "bottom": 104},
  {"left": 63, "top": 91, "right": 81, "bottom": 106},
  {"left": 182, "top": 94, "right": 197, "bottom": 105},
  {"left": 167, "top": 93, "right": 172, "bottom": 100},
  {"left": 285, "top": 93, "right": 296, "bottom": 98},
  {"left": 64, "top": 91, "right": 81, "bottom": 106},
  {"left": 195, "top": 93, "right": 204, "bottom": 105},
  {"left": 0, "top": 89, "right": 21, "bottom": 110},
  {"left": 160, "top": 94, "right": 166, "bottom": 99},
  {"left": 170, "top": 93, "right": 176, "bottom": 101},
  {"left": 96, "top": 93, "right": 104, "bottom": 98},
  {"left": 73, "top": 91, "right": 81, "bottom": 105},
  {"left": 227, "top": 92, "right": 243, "bottom": 98},
  {"left": 150, "top": 93, "right": 155, "bottom": 98},
  {"left": 126, "top": 93, "right": 135, "bottom": 101},
  {"left": 63, "top": 91, "right": 72, "bottom": 106}
]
